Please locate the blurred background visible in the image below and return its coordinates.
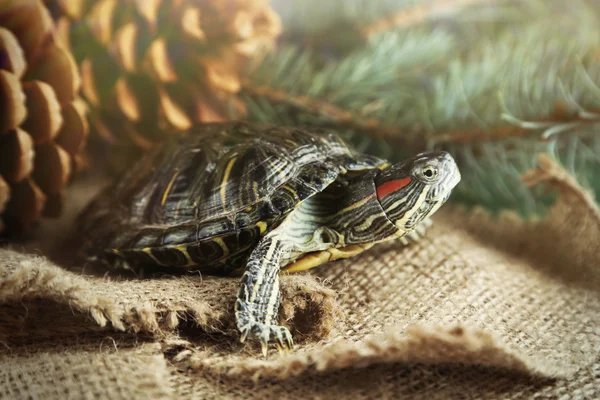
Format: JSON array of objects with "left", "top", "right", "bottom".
[{"left": 0, "top": 0, "right": 599, "bottom": 238}]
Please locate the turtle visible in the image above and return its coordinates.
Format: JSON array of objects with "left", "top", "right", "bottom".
[{"left": 77, "top": 122, "right": 461, "bottom": 356}]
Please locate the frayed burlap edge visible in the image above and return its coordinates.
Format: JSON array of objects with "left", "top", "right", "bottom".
[
  {"left": 0, "top": 251, "right": 338, "bottom": 345},
  {"left": 0, "top": 252, "right": 127, "bottom": 331},
  {"left": 186, "top": 324, "right": 566, "bottom": 382}
]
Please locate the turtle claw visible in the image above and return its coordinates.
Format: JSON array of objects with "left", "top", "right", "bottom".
[
  {"left": 238, "top": 321, "right": 293, "bottom": 357},
  {"left": 273, "top": 324, "right": 294, "bottom": 353},
  {"left": 239, "top": 327, "right": 249, "bottom": 344},
  {"left": 259, "top": 324, "right": 293, "bottom": 357},
  {"left": 275, "top": 343, "right": 285, "bottom": 355}
]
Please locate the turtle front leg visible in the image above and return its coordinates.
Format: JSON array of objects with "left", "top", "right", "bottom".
[{"left": 235, "top": 233, "right": 293, "bottom": 356}]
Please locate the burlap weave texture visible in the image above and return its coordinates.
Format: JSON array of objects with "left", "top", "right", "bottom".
[{"left": 0, "top": 155, "right": 598, "bottom": 399}]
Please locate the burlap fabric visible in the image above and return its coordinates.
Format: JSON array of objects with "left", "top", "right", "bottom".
[{"left": 0, "top": 155, "right": 598, "bottom": 399}]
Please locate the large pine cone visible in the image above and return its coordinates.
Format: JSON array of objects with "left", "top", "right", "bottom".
[
  {"left": 47, "top": 0, "right": 281, "bottom": 155},
  {"left": 0, "top": 0, "right": 88, "bottom": 235}
]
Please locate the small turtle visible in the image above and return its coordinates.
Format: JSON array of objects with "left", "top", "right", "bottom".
[{"left": 78, "top": 122, "right": 460, "bottom": 355}]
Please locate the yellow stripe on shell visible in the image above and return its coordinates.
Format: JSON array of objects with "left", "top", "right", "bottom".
[
  {"left": 161, "top": 170, "right": 181, "bottom": 206},
  {"left": 142, "top": 247, "right": 168, "bottom": 266},
  {"left": 280, "top": 185, "right": 300, "bottom": 201},
  {"left": 212, "top": 237, "right": 230, "bottom": 259},
  {"left": 174, "top": 244, "right": 196, "bottom": 267},
  {"left": 221, "top": 156, "right": 237, "bottom": 209}
]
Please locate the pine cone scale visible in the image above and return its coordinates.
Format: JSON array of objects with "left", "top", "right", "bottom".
[
  {"left": 180, "top": 7, "right": 205, "bottom": 41},
  {"left": 0, "top": 69, "right": 27, "bottom": 133},
  {"left": 86, "top": 0, "right": 118, "bottom": 46},
  {"left": 0, "top": 0, "right": 54, "bottom": 62},
  {"left": 147, "top": 38, "right": 178, "bottom": 82},
  {"left": 0, "top": 174, "right": 10, "bottom": 215},
  {"left": 4, "top": 177, "right": 46, "bottom": 233},
  {"left": 115, "top": 77, "right": 141, "bottom": 122},
  {"left": 79, "top": 58, "right": 100, "bottom": 105},
  {"left": 55, "top": 99, "right": 88, "bottom": 155},
  {"left": 157, "top": 84, "right": 192, "bottom": 130},
  {"left": 32, "top": 142, "right": 71, "bottom": 194},
  {"left": 24, "top": 41, "right": 79, "bottom": 105},
  {"left": 21, "top": 80, "right": 63, "bottom": 144},
  {"left": 112, "top": 23, "right": 138, "bottom": 72},
  {"left": 0, "top": 128, "right": 34, "bottom": 183},
  {"left": 0, "top": 27, "right": 26, "bottom": 76}
]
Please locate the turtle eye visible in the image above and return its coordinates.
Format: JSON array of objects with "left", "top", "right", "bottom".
[{"left": 422, "top": 166, "right": 438, "bottom": 180}]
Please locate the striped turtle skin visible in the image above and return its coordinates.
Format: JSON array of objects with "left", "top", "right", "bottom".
[{"left": 78, "top": 122, "right": 461, "bottom": 356}]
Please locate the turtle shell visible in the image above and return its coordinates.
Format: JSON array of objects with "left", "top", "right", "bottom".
[{"left": 78, "top": 122, "right": 384, "bottom": 275}]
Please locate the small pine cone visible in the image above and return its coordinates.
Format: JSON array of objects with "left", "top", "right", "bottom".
[
  {"left": 0, "top": 0, "right": 88, "bottom": 235},
  {"left": 47, "top": 0, "right": 281, "bottom": 156}
]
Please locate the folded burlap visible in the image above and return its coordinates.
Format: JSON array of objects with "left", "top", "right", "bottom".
[{"left": 0, "top": 155, "right": 598, "bottom": 399}]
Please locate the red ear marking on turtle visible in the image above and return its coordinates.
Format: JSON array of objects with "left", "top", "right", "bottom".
[{"left": 376, "top": 177, "right": 411, "bottom": 199}]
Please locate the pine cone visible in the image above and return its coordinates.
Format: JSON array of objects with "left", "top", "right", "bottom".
[
  {"left": 0, "top": 0, "right": 88, "bottom": 235},
  {"left": 47, "top": 0, "right": 281, "bottom": 156}
]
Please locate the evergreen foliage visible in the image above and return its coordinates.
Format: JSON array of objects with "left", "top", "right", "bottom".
[{"left": 242, "top": 0, "right": 600, "bottom": 216}]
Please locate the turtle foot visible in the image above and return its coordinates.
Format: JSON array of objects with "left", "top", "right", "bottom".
[
  {"left": 238, "top": 319, "right": 293, "bottom": 357},
  {"left": 236, "top": 299, "right": 293, "bottom": 357}
]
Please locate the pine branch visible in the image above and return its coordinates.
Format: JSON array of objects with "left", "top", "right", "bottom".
[
  {"left": 242, "top": 84, "right": 419, "bottom": 149},
  {"left": 431, "top": 107, "right": 600, "bottom": 145},
  {"left": 272, "top": 0, "right": 419, "bottom": 37},
  {"left": 243, "top": 30, "right": 456, "bottom": 155},
  {"left": 361, "top": 0, "right": 499, "bottom": 38},
  {"left": 272, "top": 0, "right": 540, "bottom": 56}
]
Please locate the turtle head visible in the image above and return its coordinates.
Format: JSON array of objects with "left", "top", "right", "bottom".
[{"left": 374, "top": 151, "right": 460, "bottom": 233}]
